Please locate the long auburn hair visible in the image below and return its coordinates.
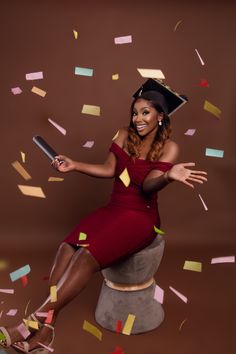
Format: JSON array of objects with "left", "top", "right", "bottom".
[{"left": 127, "top": 92, "right": 172, "bottom": 161}]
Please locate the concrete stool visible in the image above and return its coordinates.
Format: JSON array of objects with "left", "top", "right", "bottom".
[{"left": 95, "top": 235, "right": 165, "bottom": 334}]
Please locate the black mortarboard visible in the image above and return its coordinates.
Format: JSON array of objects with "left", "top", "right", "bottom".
[{"left": 132, "top": 78, "right": 188, "bottom": 116}]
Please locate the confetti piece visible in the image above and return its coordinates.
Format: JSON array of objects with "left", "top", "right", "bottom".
[
  {"left": 153, "top": 225, "right": 165, "bottom": 235},
  {"left": 35, "top": 312, "right": 48, "bottom": 317},
  {"left": 11, "top": 87, "right": 22, "bottom": 95},
  {"left": 24, "top": 299, "right": 31, "bottom": 317},
  {"left": 73, "top": 29, "right": 78, "bottom": 39},
  {"left": 0, "top": 289, "right": 14, "bottom": 294},
  {"left": 11, "top": 161, "right": 32, "bottom": 180},
  {"left": 21, "top": 275, "right": 28, "bottom": 287},
  {"left": 198, "top": 194, "right": 208, "bottom": 211},
  {"left": 179, "top": 318, "right": 187, "bottom": 331},
  {"left": 18, "top": 185, "right": 46, "bottom": 198},
  {"left": 23, "top": 319, "right": 39, "bottom": 330},
  {"left": 50, "top": 285, "right": 57, "bottom": 302},
  {"left": 119, "top": 168, "right": 130, "bottom": 187},
  {"left": 137, "top": 68, "right": 165, "bottom": 79},
  {"left": 48, "top": 177, "right": 64, "bottom": 182},
  {"left": 10, "top": 265, "right": 31, "bottom": 282},
  {"left": 48, "top": 118, "right": 67, "bottom": 135},
  {"left": 37, "top": 342, "right": 54, "bottom": 352},
  {"left": 204, "top": 100, "right": 221, "bottom": 118},
  {"left": 112, "top": 74, "right": 119, "bottom": 80},
  {"left": 183, "top": 260, "right": 202, "bottom": 272},
  {"left": 110, "top": 346, "right": 124, "bottom": 354},
  {"left": 112, "top": 131, "right": 119, "bottom": 140},
  {"left": 174, "top": 19, "right": 183, "bottom": 32},
  {"left": 195, "top": 48, "right": 205, "bottom": 65},
  {"left": 211, "top": 256, "right": 235, "bottom": 264},
  {"left": 122, "top": 314, "right": 135, "bottom": 335},
  {"left": 79, "top": 232, "right": 87, "bottom": 241},
  {"left": 75, "top": 67, "right": 93, "bottom": 77},
  {"left": 20, "top": 151, "right": 26, "bottom": 163},
  {"left": 184, "top": 129, "right": 196, "bottom": 136},
  {"left": 116, "top": 320, "right": 122, "bottom": 333},
  {"left": 0, "top": 333, "right": 6, "bottom": 341},
  {"left": 83, "top": 141, "right": 94, "bottom": 148},
  {"left": 205, "top": 148, "right": 224, "bottom": 158},
  {"left": 6, "top": 309, "right": 18, "bottom": 316},
  {"left": 154, "top": 284, "right": 164, "bottom": 304},
  {"left": 26, "top": 72, "right": 43, "bottom": 80},
  {"left": 82, "top": 320, "right": 102, "bottom": 341},
  {"left": 0, "top": 260, "right": 8, "bottom": 270},
  {"left": 17, "top": 323, "right": 31, "bottom": 339},
  {"left": 198, "top": 79, "right": 209, "bottom": 87},
  {"left": 45, "top": 310, "right": 54, "bottom": 324},
  {"left": 114, "top": 35, "right": 132, "bottom": 44},
  {"left": 76, "top": 243, "right": 90, "bottom": 247},
  {"left": 169, "top": 286, "right": 188, "bottom": 303},
  {"left": 31, "top": 86, "right": 46, "bottom": 97},
  {"left": 82, "top": 104, "right": 100, "bottom": 116}
]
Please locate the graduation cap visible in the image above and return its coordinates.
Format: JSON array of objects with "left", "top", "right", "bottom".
[{"left": 133, "top": 78, "right": 188, "bottom": 116}]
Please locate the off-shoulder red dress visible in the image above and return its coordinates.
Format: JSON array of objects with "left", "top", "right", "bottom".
[{"left": 63, "top": 142, "right": 173, "bottom": 269}]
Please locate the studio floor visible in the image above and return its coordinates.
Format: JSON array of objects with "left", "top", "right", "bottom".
[{"left": 1, "top": 242, "right": 235, "bottom": 354}]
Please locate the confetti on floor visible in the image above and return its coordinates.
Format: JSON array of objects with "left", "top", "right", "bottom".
[
  {"left": 48, "top": 118, "right": 66, "bottom": 135},
  {"left": 11, "top": 161, "right": 32, "bottom": 180},
  {"left": 82, "top": 320, "right": 102, "bottom": 340},
  {"left": 169, "top": 286, "right": 188, "bottom": 303},
  {"left": 10, "top": 265, "right": 31, "bottom": 282},
  {"left": 137, "top": 68, "right": 165, "bottom": 79},
  {"left": 119, "top": 168, "right": 130, "bottom": 187},
  {"left": 31, "top": 86, "right": 46, "bottom": 97},
  {"left": 183, "top": 260, "right": 202, "bottom": 272},
  {"left": 211, "top": 256, "right": 235, "bottom": 264},
  {"left": 204, "top": 100, "right": 221, "bottom": 118},
  {"left": 122, "top": 314, "right": 136, "bottom": 335},
  {"left": 114, "top": 35, "right": 132, "bottom": 44}
]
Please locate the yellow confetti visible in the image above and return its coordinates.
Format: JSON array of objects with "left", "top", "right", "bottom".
[
  {"left": 0, "top": 260, "right": 8, "bottom": 270},
  {"left": 174, "top": 19, "right": 183, "bottom": 32},
  {"left": 122, "top": 314, "right": 136, "bottom": 335},
  {"left": 31, "top": 86, "right": 47, "bottom": 97},
  {"left": 23, "top": 319, "right": 39, "bottom": 330},
  {"left": 48, "top": 177, "right": 64, "bottom": 182},
  {"left": 12, "top": 161, "right": 32, "bottom": 181},
  {"left": 183, "top": 261, "right": 202, "bottom": 272},
  {"left": 204, "top": 100, "right": 221, "bottom": 118},
  {"left": 82, "top": 104, "right": 100, "bottom": 116},
  {"left": 18, "top": 185, "right": 46, "bottom": 198},
  {"left": 112, "top": 130, "right": 119, "bottom": 141},
  {"left": 82, "top": 320, "right": 102, "bottom": 340},
  {"left": 112, "top": 73, "right": 119, "bottom": 80},
  {"left": 153, "top": 225, "right": 165, "bottom": 235},
  {"left": 20, "top": 151, "right": 26, "bottom": 163},
  {"left": 73, "top": 29, "right": 78, "bottom": 39},
  {"left": 79, "top": 232, "right": 87, "bottom": 241},
  {"left": 119, "top": 168, "right": 130, "bottom": 187},
  {"left": 50, "top": 285, "right": 57, "bottom": 302},
  {"left": 137, "top": 68, "right": 165, "bottom": 79}
]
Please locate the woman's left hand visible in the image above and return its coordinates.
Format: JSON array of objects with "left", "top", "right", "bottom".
[{"left": 166, "top": 162, "right": 208, "bottom": 188}]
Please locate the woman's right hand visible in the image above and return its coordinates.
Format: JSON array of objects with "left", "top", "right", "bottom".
[{"left": 51, "top": 155, "right": 76, "bottom": 173}]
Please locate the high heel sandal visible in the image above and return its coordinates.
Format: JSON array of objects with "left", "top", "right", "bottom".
[{"left": 12, "top": 323, "right": 55, "bottom": 353}]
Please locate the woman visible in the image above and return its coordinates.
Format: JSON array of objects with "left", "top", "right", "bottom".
[{"left": 0, "top": 79, "right": 207, "bottom": 353}]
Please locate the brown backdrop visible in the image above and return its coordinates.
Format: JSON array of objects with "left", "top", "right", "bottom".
[{"left": 0, "top": 0, "right": 235, "bottom": 353}]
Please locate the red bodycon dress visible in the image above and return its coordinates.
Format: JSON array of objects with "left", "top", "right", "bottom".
[{"left": 63, "top": 142, "right": 173, "bottom": 269}]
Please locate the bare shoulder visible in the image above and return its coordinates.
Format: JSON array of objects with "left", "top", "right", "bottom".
[
  {"left": 159, "top": 139, "right": 179, "bottom": 163},
  {"left": 113, "top": 126, "right": 129, "bottom": 148}
]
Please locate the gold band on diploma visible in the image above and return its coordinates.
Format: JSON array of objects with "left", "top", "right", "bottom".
[{"left": 104, "top": 277, "right": 154, "bottom": 292}]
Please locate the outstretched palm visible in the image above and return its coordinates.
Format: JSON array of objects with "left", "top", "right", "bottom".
[{"left": 168, "top": 162, "right": 207, "bottom": 188}]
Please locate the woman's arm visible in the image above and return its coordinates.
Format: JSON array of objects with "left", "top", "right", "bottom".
[
  {"left": 51, "top": 127, "right": 128, "bottom": 178},
  {"left": 142, "top": 140, "right": 207, "bottom": 194}
]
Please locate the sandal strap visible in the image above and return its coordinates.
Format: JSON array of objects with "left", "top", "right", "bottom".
[
  {"left": 0, "top": 326, "right": 12, "bottom": 347},
  {"left": 13, "top": 340, "right": 29, "bottom": 352}
]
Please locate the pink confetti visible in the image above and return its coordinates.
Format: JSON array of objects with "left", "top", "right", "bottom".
[
  {"left": 198, "top": 194, "right": 208, "bottom": 211},
  {"left": 195, "top": 48, "right": 205, "bottom": 65},
  {"left": 45, "top": 310, "right": 54, "bottom": 324},
  {"left": 154, "top": 284, "right": 164, "bottom": 304},
  {"left": 35, "top": 312, "right": 48, "bottom": 317},
  {"left": 83, "top": 141, "right": 94, "bottom": 148},
  {"left": 6, "top": 309, "right": 18, "bottom": 316},
  {"left": 11, "top": 87, "right": 22, "bottom": 95},
  {"left": 17, "top": 323, "right": 31, "bottom": 339},
  {"left": 0, "top": 289, "right": 14, "bottom": 294},
  {"left": 26, "top": 71, "right": 43, "bottom": 80},
  {"left": 211, "top": 256, "right": 235, "bottom": 264},
  {"left": 114, "top": 35, "right": 132, "bottom": 44},
  {"left": 169, "top": 286, "right": 188, "bottom": 303},
  {"left": 184, "top": 129, "right": 196, "bottom": 136},
  {"left": 37, "top": 342, "right": 54, "bottom": 352},
  {"left": 48, "top": 118, "right": 66, "bottom": 135}
]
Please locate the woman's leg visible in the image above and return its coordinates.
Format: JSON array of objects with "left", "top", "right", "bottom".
[{"left": 16, "top": 247, "right": 100, "bottom": 350}]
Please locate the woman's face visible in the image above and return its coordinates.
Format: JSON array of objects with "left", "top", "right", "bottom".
[{"left": 132, "top": 99, "right": 163, "bottom": 138}]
